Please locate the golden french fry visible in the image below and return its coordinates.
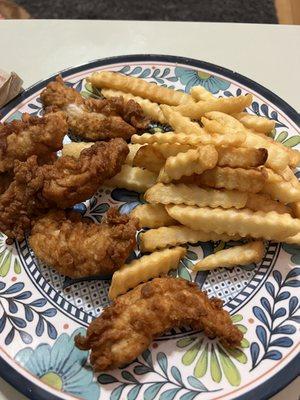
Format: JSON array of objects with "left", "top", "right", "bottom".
[
  {"left": 62, "top": 142, "right": 94, "bottom": 158},
  {"left": 125, "top": 144, "right": 144, "bottom": 165},
  {"left": 217, "top": 146, "right": 268, "bottom": 168},
  {"left": 203, "top": 111, "right": 294, "bottom": 170},
  {"left": 276, "top": 166, "right": 297, "bottom": 182},
  {"left": 246, "top": 193, "right": 291, "bottom": 215},
  {"left": 192, "top": 241, "right": 265, "bottom": 271},
  {"left": 184, "top": 166, "right": 266, "bottom": 193},
  {"left": 105, "top": 165, "right": 157, "bottom": 193},
  {"left": 153, "top": 143, "right": 192, "bottom": 158},
  {"left": 158, "top": 145, "right": 218, "bottom": 183},
  {"left": 62, "top": 142, "right": 141, "bottom": 166},
  {"left": 131, "top": 131, "right": 245, "bottom": 147},
  {"left": 161, "top": 105, "right": 211, "bottom": 141},
  {"left": 133, "top": 143, "right": 193, "bottom": 172},
  {"left": 131, "top": 204, "right": 177, "bottom": 228},
  {"left": 174, "top": 94, "right": 253, "bottom": 119},
  {"left": 291, "top": 202, "right": 300, "bottom": 218},
  {"left": 108, "top": 247, "right": 186, "bottom": 299},
  {"left": 201, "top": 117, "right": 236, "bottom": 135},
  {"left": 89, "top": 71, "right": 193, "bottom": 106},
  {"left": 145, "top": 183, "right": 248, "bottom": 209},
  {"left": 233, "top": 112, "right": 275, "bottom": 134},
  {"left": 166, "top": 205, "right": 300, "bottom": 240},
  {"left": 140, "top": 226, "right": 241, "bottom": 252},
  {"left": 190, "top": 86, "right": 216, "bottom": 102},
  {"left": 101, "top": 88, "right": 167, "bottom": 123},
  {"left": 262, "top": 169, "right": 300, "bottom": 203},
  {"left": 133, "top": 145, "right": 166, "bottom": 172},
  {"left": 257, "top": 133, "right": 300, "bottom": 169}
]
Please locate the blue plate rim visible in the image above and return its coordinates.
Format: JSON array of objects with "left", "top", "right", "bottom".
[{"left": 0, "top": 53, "right": 299, "bottom": 400}]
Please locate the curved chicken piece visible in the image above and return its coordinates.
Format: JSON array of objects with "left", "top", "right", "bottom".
[
  {"left": 75, "top": 277, "right": 243, "bottom": 371},
  {"left": 0, "top": 138, "right": 129, "bottom": 241},
  {"left": 30, "top": 208, "right": 139, "bottom": 278},
  {"left": 41, "top": 137, "right": 129, "bottom": 207},
  {"left": 40, "top": 76, "right": 149, "bottom": 141},
  {"left": 0, "top": 112, "right": 67, "bottom": 173}
]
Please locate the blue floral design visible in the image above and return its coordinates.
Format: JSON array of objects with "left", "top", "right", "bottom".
[
  {"left": 15, "top": 328, "right": 100, "bottom": 400},
  {"left": 282, "top": 243, "right": 300, "bottom": 264},
  {"left": 98, "top": 350, "right": 218, "bottom": 400},
  {"left": 174, "top": 67, "right": 230, "bottom": 94},
  {"left": 250, "top": 269, "right": 300, "bottom": 370},
  {"left": 111, "top": 188, "right": 144, "bottom": 214},
  {"left": 0, "top": 282, "right": 57, "bottom": 345}
]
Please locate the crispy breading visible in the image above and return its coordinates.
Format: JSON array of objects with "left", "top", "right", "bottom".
[
  {"left": 40, "top": 76, "right": 149, "bottom": 141},
  {"left": 0, "top": 139, "right": 129, "bottom": 241},
  {"left": 41, "top": 139, "right": 129, "bottom": 207},
  {"left": 0, "top": 112, "right": 67, "bottom": 173},
  {"left": 29, "top": 208, "right": 139, "bottom": 278},
  {"left": 75, "top": 277, "right": 243, "bottom": 371}
]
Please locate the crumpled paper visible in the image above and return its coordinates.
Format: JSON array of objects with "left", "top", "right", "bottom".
[{"left": 0, "top": 69, "right": 23, "bottom": 108}]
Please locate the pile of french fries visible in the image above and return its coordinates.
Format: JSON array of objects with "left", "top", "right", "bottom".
[{"left": 63, "top": 71, "right": 300, "bottom": 299}]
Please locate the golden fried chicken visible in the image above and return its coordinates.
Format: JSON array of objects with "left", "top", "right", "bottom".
[
  {"left": 0, "top": 138, "right": 129, "bottom": 241},
  {"left": 29, "top": 208, "right": 139, "bottom": 278},
  {"left": 75, "top": 277, "right": 243, "bottom": 371},
  {"left": 0, "top": 112, "right": 67, "bottom": 173},
  {"left": 40, "top": 76, "right": 149, "bottom": 141},
  {"left": 41, "top": 137, "right": 129, "bottom": 208}
]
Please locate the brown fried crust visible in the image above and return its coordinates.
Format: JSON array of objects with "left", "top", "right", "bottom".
[
  {"left": 29, "top": 208, "right": 139, "bottom": 278},
  {"left": 0, "top": 112, "right": 67, "bottom": 172},
  {"left": 41, "top": 138, "right": 129, "bottom": 207},
  {"left": 75, "top": 277, "right": 243, "bottom": 371},
  {"left": 0, "top": 138, "right": 129, "bottom": 241},
  {"left": 40, "top": 76, "right": 149, "bottom": 141}
]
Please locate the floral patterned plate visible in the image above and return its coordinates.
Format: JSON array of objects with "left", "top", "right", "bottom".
[{"left": 0, "top": 55, "right": 299, "bottom": 400}]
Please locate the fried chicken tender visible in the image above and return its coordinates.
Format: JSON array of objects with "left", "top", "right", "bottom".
[
  {"left": 0, "top": 112, "right": 67, "bottom": 172},
  {"left": 40, "top": 76, "right": 149, "bottom": 141},
  {"left": 75, "top": 277, "right": 243, "bottom": 371},
  {"left": 41, "top": 138, "right": 129, "bottom": 208},
  {"left": 29, "top": 208, "right": 139, "bottom": 278},
  {"left": 0, "top": 138, "right": 129, "bottom": 241}
]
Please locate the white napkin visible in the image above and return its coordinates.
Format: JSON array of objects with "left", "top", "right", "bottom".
[{"left": 0, "top": 69, "right": 23, "bottom": 108}]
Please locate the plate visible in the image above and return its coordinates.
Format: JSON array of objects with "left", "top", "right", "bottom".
[{"left": 0, "top": 55, "right": 299, "bottom": 400}]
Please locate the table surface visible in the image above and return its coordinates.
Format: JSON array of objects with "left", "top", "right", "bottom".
[{"left": 0, "top": 19, "right": 299, "bottom": 400}]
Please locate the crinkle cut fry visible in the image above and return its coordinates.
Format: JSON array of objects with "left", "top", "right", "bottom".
[
  {"left": 88, "top": 71, "right": 194, "bottom": 106},
  {"left": 140, "top": 226, "right": 241, "bottom": 252},
  {"left": 75, "top": 277, "right": 243, "bottom": 371},
  {"left": 193, "top": 241, "right": 265, "bottom": 271},
  {"left": 130, "top": 204, "right": 177, "bottom": 228},
  {"left": 174, "top": 94, "right": 253, "bottom": 119},
  {"left": 181, "top": 166, "right": 266, "bottom": 193},
  {"left": 131, "top": 131, "right": 245, "bottom": 147},
  {"left": 166, "top": 205, "right": 300, "bottom": 241},
  {"left": 145, "top": 183, "right": 248, "bottom": 209},
  {"left": 160, "top": 105, "right": 211, "bottom": 141},
  {"left": 233, "top": 112, "right": 275, "bottom": 134},
  {"left": 105, "top": 165, "right": 157, "bottom": 193},
  {"left": 158, "top": 146, "right": 218, "bottom": 183},
  {"left": 108, "top": 247, "right": 186, "bottom": 299}
]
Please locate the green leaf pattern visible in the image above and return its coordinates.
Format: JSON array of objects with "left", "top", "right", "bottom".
[
  {"left": 178, "top": 314, "right": 249, "bottom": 387},
  {"left": 0, "top": 233, "right": 21, "bottom": 277}
]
